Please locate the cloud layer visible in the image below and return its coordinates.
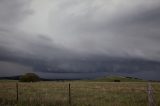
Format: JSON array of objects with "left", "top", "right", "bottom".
[
  {"left": 1, "top": 0, "right": 160, "bottom": 60},
  {"left": 48, "top": 0, "right": 160, "bottom": 60},
  {"left": 0, "top": 0, "right": 160, "bottom": 80}
]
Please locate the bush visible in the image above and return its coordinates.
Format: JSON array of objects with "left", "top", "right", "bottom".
[
  {"left": 114, "top": 80, "right": 120, "bottom": 82},
  {"left": 19, "top": 73, "right": 40, "bottom": 82}
]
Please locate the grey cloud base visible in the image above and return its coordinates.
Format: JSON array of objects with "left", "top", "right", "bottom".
[{"left": 0, "top": 0, "right": 160, "bottom": 80}]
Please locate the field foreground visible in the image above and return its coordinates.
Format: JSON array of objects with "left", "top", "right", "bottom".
[{"left": 0, "top": 81, "right": 160, "bottom": 106}]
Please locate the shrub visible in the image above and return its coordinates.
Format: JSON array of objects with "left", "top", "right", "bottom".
[
  {"left": 114, "top": 80, "right": 120, "bottom": 82},
  {"left": 19, "top": 73, "right": 40, "bottom": 82},
  {"left": 126, "top": 77, "right": 132, "bottom": 79}
]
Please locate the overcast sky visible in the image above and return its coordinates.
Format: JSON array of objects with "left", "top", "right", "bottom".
[{"left": 0, "top": 0, "right": 160, "bottom": 79}]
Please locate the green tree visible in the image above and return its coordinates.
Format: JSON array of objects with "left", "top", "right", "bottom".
[{"left": 19, "top": 73, "right": 40, "bottom": 82}]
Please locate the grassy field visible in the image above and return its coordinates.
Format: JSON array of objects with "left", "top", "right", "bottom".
[{"left": 0, "top": 80, "right": 160, "bottom": 106}]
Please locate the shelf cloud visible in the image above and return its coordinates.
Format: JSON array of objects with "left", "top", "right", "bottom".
[{"left": 0, "top": 0, "right": 160, "bottom": 80}]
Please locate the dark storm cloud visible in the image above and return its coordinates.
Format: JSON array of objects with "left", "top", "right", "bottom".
[
  {"left": 107, "top": 5, "right": 160, "bottom": 60},
  {"left": 0, "top": 30, "right": 73, "bottom": 60},
  {"left": 0, "top": 0, "right": 33, "bottom": 27},
  {"left": 0, "top": 0, "right": 35, "bottom": 57},
  {"left": 0, "top": 61, "right": 34, "bottom": 77},
  {"left": 0, "top": 0, "right": 69, "bottom": 59},
  {"left": 1, "top": 0, "right": 160, "bottom": 80},
  {"left": 1, "top": 0, "right": 160, "bottom": 60},
  {"left": 49, "top": 0, "right": 160, "bottom": 61}
]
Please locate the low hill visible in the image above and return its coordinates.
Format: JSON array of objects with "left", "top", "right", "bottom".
[
  {"left": 0, "top": 76, "right": 80, "bottom": 81},
  {"left": 92, "top": 76, "right": 145, "bottom": 82},
  {"left": 0, "top": 76, "right": 20, "bottom": 80}
]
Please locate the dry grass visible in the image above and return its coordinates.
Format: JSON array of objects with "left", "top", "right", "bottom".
[
  {"left": 151, "top": 82, "right": 160, "bottom": 106},
  {"left": 0, "top": 80, "right": 159, "bottom": 106}
]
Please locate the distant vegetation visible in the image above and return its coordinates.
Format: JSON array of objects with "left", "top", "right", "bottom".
[
  {"left": 92, "top": 76, "right": 145, "bottom": 82},
  {"left": 19, "top": 73, "right": 40, "bottom": 82},
  {"left": 0, "top": 75, "right": 146, "bottom": 82}
]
